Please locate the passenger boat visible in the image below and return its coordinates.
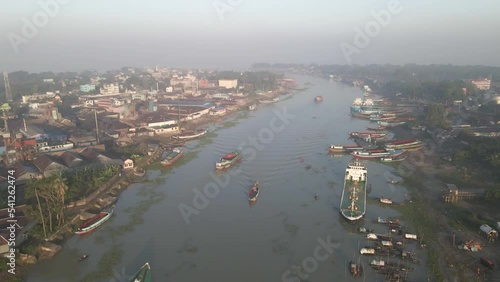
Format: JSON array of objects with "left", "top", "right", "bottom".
[
  {"left": 380, "top": 156, "right": 406, "bottom": 162},
  {"left": 349, "top": 261, "right": 363, "bottom": 277},
  {"left": 366, "top": 126, "right": 386, "bottom": 131},
  {"left": 75, "top": 210, "right": 113, "bottom": 235},
  {"left": 378, "top": 120, "right": 406, "bottom": 127},
  {"left": 379, "top": 197, "right": 393, "bottom": 204},
  {"left": 314, "top": 96, "right": 323, "bottom": 102},
  {"left": 160, "top": 148, "right": 183, "bottom": 167},
  {"left": 349, "top": 132, "right": 386, "bottom": 138},
  {"left": 258, "top": 97, "right": 279, "bottom": 104},
  {"left": 172, "top": 129, "right": 207, "bottom": 140},
  {"left": 360, "top": 248, "right": 375, "bottom": 255},
  {"left": 385, "top": 139, "right": 423, "bottom": 150},
  {"left": 351, "top": 112, "right": 371, "bottom": 120},
  {"left": 328, "top": 145, "right": 362, "bottom": 153},
  {"left": 351, "top": 149, "right": 390, "bottom": 158},
  {"left": 339, "top": 159, "right": 367, "bottom": 221},
  {"left": 130, "top": 262, "right": 152, "bottom": 282},
  {"left": 216, "top": 151, "right": 242, "bottom": 170},
  {"left": 248, "top": 181, "right": 259, "bottom": 202}
]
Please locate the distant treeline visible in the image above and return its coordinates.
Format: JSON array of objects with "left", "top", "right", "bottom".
[{"left": 252, "top": 63, "right": 500, "bottom": 82}]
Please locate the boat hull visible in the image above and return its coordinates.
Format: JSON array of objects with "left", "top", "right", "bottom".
[
  {"left": 75, "top": 211, "right": 113, "bottom": 235},
  {"left": 161, "top": 151, "right": 183, "bottom": 166},
  {"left": 339, "top": 161, "right": 367, "bottom": 221},
  {"left": 216, "top": 152, "right": 242, "bottom": 170},
  {"left": 130, "top": 262, "right": 152, "bottom": 282},
  {"left": 173, "top": 130, "right": 207, "bottom": 140}
]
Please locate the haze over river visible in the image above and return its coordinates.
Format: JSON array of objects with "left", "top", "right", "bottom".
[{"left": 27, "top": 75, "right": 428, "bottom": 282}]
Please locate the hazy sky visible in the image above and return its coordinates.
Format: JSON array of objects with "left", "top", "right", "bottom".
[{"left": 1, "top": 0, "right": 499, "bottom": 72}]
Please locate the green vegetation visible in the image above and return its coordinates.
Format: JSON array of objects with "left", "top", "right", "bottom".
[
  {"left": 454, "top": 133, "right": 500, "bottom": 179},
  {"left": 444, "top": 205, "right": 487, "bottom": 230},
  {"left": 420, "top": 104, "right": 451, "bottom": 129},
  {"left": 392, "top": 174, "right": 444, "bottom": 282},
  {"left": 81, "top": 244, "right": 124, "bottom": 282}
]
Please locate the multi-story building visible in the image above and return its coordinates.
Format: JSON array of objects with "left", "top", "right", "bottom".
[
  {"left": 471, "top": 78, "right": 491, "bottom": 90},
  {"left": 22, "top": 93, "right": 56, "bottom": 104},
  {"left": 80, "top": 84, "right": 96, "bottom": 92},
  {"left": 219, "top": 79, "right": 238, "bottom": 89},
  {"left": 100, "top": 83, "right": 120, "bottom": 95}
]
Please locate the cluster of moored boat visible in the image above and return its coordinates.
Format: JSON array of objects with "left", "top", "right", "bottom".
[
  {"left": 354, "top": 218, "right": 421, "bottom": 280},
  {"left": 329, "top": 97, "right": 424, "bottom": 162},
  {"left": 351, "top": 98, "right": 416, "bottom": 128}
]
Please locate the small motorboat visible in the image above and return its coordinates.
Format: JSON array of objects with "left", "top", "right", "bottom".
[{"left": 79, "top": 254, "right": 89, "bottom": 261}]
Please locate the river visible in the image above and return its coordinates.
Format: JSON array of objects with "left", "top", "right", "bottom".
[{"left": 26, "top": 75, "right": 428, "bottom": 282}]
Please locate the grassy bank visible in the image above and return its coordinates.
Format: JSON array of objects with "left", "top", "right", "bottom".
[{"left": 392, "top": 173, "right": 444, "bottom": 282}]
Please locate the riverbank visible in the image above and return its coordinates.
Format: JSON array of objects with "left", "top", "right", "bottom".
[
  {"left": 373, "top": 96, "right": 498, "bottom": 281},
  {"left": 12, "top": 87, "right": 297, "bottom": 280}
]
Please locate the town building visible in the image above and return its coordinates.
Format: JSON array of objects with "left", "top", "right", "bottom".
[
  {"left": 22, "top": 93, "right": 56, "bottom": 104},
  {"left": 471, "top": 78, "right": 491, "bottom": 90},
  {"left": 100, "top": 84, "right": 120, "bottom": 95},
  {"left": 219, "top": 79, "right": 238, "bottom": 89},
  {"left": 80, "top": 84, "right": 96, "bottom": 92}
]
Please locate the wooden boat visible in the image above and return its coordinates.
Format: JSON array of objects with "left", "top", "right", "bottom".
[
  {"left": 172, "top": 129, "right": 207, "bottom": 140},
  {"left": 380, "top": 156, "right": 406, "bottom": 162},
  {"left": 314, "top": 96, "right": 323, "bottom": 102},
  {"left": 75, "top": 210, "right": 113, "bottom": 235},
  {"left": 360, "top": 248, "right": 376, "bottom": 255},
  {"left": 349, "top": 261, "right": 363, "bottom": 277},
  {"left": 328, "top": 145, "right": 362, "bottom": 153},
  {"left": 351, "top": 149, "right": 390, "bottom": 159},
  {"left": 379, "top": 197, "right": 393, "bottom": 204},
  {"left": 385, "top": 139, "right": 422, "bottom": 150},
  {"left": 248, "top": 181, "right": 259, "bottom": 202},
  {"left": 216, "top": 151, "right": 242, "bottom": 170},
  {"left": 78, "top": 254, "right": 89, "bottom": 261},
  {"left": 480, "top": 257, "right": 495, "bottom": 270},
  {"left": 258, "top": 98, "right": 279, "bottom": 104},
  {"left": 160, "top": 148, "right": 183, "bottom": 167},
  {"left": 130, "top": 262, "right": 152, "bottom": 282},
  {"left": 378, "top": 120, "right": 406, "bottom": 127},
  {"left": 349, "top": 132, "right": 387, "bottom": 138},
  {"left": 366, "top": 126, "right": 386, "bottom": 131},
  {"left": 248, "top": 104, "right": 257, "bottom": 110}
]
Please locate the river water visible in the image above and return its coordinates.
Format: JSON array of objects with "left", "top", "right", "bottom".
[{"left": 26, "top": 75, "right": 428, "bottom": 282}]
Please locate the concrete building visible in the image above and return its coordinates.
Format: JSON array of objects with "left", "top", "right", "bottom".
[
  {"left": 22, "top": 93, "right": 56, "bottom": 104},
  {"left": 80, "top": 84, "right": 96, "bottom": 92},
  {"left": 471, "top": 78, "right": 491, "bottom": 90},
  {"left": 219, "top": 79, "right": 238, "bottom": 89},
  {"left": 100, "top": 84, "right": 120, "bottom": 95},
  {"left": 151, "top": 125, "right": 179, "bottom": 135}
]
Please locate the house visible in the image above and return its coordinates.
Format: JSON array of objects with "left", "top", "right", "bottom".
[
  {"left": 479, "top": 224, "right": 498, "bottom": 243},
  {"left": 60, "top": 151, "right": 84, "bottom": 169},
  {"left": 151, "top": 125, "right": 179, "bottom": 135},
  {"left": 210, "top": 106, "right": 226, "bottom": 116},
  {"left": 33, "top": 154, "right": 67, "bottom": 176},
  {"left": 122, "top": 159, "right": 134, "bottom": 169},
  {"left": 1, "top": 162, "right": 39, "bottom": 182},
  {"left": 69, "top": 134, "right": 98, "bottom": 148},
  {"left": 78, "top": 147, "right": 122, "bottom": 167}
]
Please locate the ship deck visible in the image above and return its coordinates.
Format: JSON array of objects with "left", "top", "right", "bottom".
[{"left": 340, "top": 179, "right": 366, "bottom": 219}]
